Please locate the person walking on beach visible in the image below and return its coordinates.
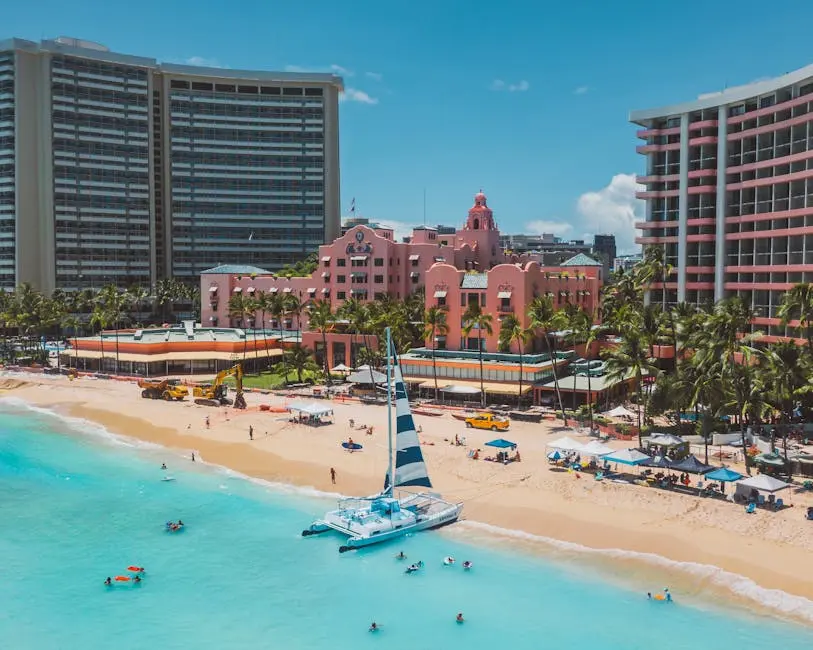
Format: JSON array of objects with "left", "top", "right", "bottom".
[
  {"left": 249, "top": 426, "right": 253, "bottom": 441},
  {"left": 330, "top": 467, "right": 336, "bottom": 484},
  {"left": 191, "top": 452, "right": 195, "bottom": 462},
  {"left": 205, "top": 415, "right": 210, "bottom": 429}
]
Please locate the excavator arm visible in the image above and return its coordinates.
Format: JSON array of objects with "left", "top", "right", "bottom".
[{"left": 193, "top": 364, "right": 246, "bottom": 409}]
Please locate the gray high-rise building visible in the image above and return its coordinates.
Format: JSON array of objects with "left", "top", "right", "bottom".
[{"left": 0, "top": 37, "right": 342, "bottom": 292}]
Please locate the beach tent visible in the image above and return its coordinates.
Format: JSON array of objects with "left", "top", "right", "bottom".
[
  {"left": 640, "top": 455, "right": 674, "bottom": 469},
  {"left": 288, "top": 402, "right": 334, "bottom": 417},
  {"left": 603, "top": 448, "right": 650, "bottom": 466},
  {"left": 580, "top": 440, "right": 614, "bottom": 457},
  {"left": 604, "top": 405, "right": 636, "bottom": 419},
  {"left": 669, "top": 454, "right": 716, "bottom": 474},
  {"left": 547, "top": 450, "right": 563, "bottom": 461},
  {"left": 485, "top": 439, "right": 517, "bottom": 450},
  {"left": 331, "top": 363, "right": 352, "bottom": 373},
  {"left": 347, "top": 369, "right": 387, "bottom": 384},
  {"left": 645, "top": 434, "right": 685, "bottom": 448},
  {"left": 705, "top": 467, "right": 743, "bottom": 483},
  {"left": 547, "top": 437, "right": 586, "bottom": 453},
  {"left": 736, "top": 474, "right": 791, "bottom": 493}
]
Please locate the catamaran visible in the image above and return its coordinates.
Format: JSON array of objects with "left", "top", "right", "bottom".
[{"left": 302, "top": 328, "right": 462, "bottom": 552}]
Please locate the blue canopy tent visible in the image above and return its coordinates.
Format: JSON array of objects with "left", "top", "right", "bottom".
[
  {"left": 670, "top": 454, "right": 716, "bottom": 475},
  {"left": 640, "top": 455, "right": 674, "bottom": 469},
  {"left": 486, "top": 439, "right": 517, "bottom": 450},
  {"left": 705, "top": 467, "right": 743, "bottom": 483},
  {"left": 603, "top": 448, "right": 650, "bottom": 466}
]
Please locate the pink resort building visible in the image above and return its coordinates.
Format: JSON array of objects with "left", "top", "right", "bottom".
[
  {"left": 631, "top": 63, "right": 813, "bottom": 341},
  {"left": 200, "top": 191, "right": 607, "bottom": 403}
]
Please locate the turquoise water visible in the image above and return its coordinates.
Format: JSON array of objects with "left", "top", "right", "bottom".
[{"left": 1, "top": 401, "right": 811, "bottom": 650}]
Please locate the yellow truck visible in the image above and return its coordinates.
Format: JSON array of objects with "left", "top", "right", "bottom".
[
  {"left": 464, "top": 413, "right": 510, "bottom": 432},
  {"left": 137, "top": 378, "right": 189, "bottom": 401}
]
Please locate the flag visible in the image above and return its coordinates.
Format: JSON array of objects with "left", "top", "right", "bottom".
[
  {"left": 349, "top": 198, "right": 356, "bottom": 215},
  {"left": 248, "top": 231, "right": 254, "bottom": 241}
]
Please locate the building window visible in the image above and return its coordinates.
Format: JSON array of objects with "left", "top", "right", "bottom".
[
  {"left": 729, "top": 104, "right": 745, "bottom": 117},
  {"left": 481, "top": 293, "right": 486, "bottom": 307},
  {"left": 323, "top": 260, "right": 330, "bottom": 268},
  {"left": 388, "top": 275, "right": 393, "bottom": 283},
  {"left": 337, "top": 291, "right": 346, "bottom": 300},
  {"left": 437, "top": 296, "right": 446, "bottom": 307},
  {"left": 411, "top": 259, "right": 419, "bottom": 267},
  {"left": 461, "top": 293, "right": 467, "bottom": 307},
  {"left": 411, "top": 274, "right": 419, "bottom": 284},
  {"left": 374, "top": 292, "right": 386, "bottom": 300},
  {"left": 337, "top": 258, "right": 346, "bottom": 267},
  {"left": 337, "top": 275, "right": 346, "bottom": 283},
  {"left": 374, "top": 258, "right": 384, "bottom": 267},
  {"left": 374, "top": 275, "right": 384, "bottom": 283}
]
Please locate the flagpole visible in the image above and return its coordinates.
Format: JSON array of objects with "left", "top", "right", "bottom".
[{"left": 423, "top": 188, "right": 426, "bottom": 226}]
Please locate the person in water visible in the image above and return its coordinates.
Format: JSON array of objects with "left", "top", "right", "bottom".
[
  {"left": 396, "top": 551, "right": 406, "bottom": 560},
  {"left": 462, "top": 561, "right": 472, "bottom": 569},
  {"left": 647, "top": 592, "right": 652, "bottom": 600},
  {"left": 178, "top": 520, "right": 184, "bottom": 527},
  {"left": 456, "top": 613, "right": 464, "bottom": 623},
  {"left": 134, "top": 575, "right": 142, "bottom": 583},
  {"left": 665, "top": 588, "right": 672, "bottom": 602},
  {"left": 369, "top": 622, "right": 378, "bottom": 632},
  {"left": 104, "top": 577, "right": 112, "bottom": 586},
  {"left": 161, "top": 463, "right": 167, "bottom": 470}
]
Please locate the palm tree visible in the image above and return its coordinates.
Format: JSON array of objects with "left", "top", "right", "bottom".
[
  {"left": 462, "top": 302, "right": 493, "bottom": 408},
  {"left": 281, "top": 345, "right": 319, "bottom": 384},
  {"left": 267, "top": 292, "right": 288, "bottom": 382},
  {"left": 636, "top": 246, "right": 673, "bottom": 310},
  {"left": 307, "top": 299, "right": 335, "bottom": 384},
  {"left": 97, "top": 284, "right": 126, "bottom": 374},
  {"left": 778, "top": 282, "right": 813, "bottom": 358},
  {"left": 337, "top": 297, "right": 365, "bottom": 367},
  {"left": 498, "top": 313, "right": 528, "bottom": 407},
  {"left": 527, "top": 295, "right": 566, "bottom": 420},
  {"left": 424, "top": 306, "right": 449, "bottom": 402},
  {"left": 228, "top": 292, "right": 254, "bottom": 368},
  {"left": 602, "top": 327, "right": 658, "bottom": 445},
  {"left": 89, "top": 305, "right": 108, "bottom": 373},
  {"left": 284, "top": 293, "right": 304, "bottom": 345},
  {"left": 63, "top": 314, "right": 81, "bottom": 371},
  {"left": 570, "top": 308, "right": 600, "bottom": 430},
  {"left": 127, "top": 285, "right": 150, "bottom": 327},
  {"left": 763, "top": 341, "right": 809, "bottom": 459}
]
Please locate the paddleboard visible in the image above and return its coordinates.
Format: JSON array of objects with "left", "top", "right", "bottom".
[
  {"left": 341, "top": 442, "right": 363, "bottom": 451},
  {"left": 161, "top": 476, "right": 176, "bottom": 482}
]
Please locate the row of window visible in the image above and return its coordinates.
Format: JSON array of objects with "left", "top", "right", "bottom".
[{"left": 170, "top": 80, "right": 324, "bottom": 97}]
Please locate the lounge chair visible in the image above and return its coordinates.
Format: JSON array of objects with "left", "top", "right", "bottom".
[
  {"left": 595, "top": 471, "right": 604, "bottom": 481},
  {"left": 745, "top": 503, "right": 756, "bottom": 514},
  {"left": 775, "top": 498, "right": 784, "bottom": 510},
  {"left": 757, "top": 494, "right": 766, "bottom": 506}
]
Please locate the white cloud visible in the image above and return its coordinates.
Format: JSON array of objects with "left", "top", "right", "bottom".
[
  {"left": 574, "top": 85, "right": 589, "bottom": 95},
  {"left": 576, "top": 173, "right": 644, "bottom": 254},
  {"left": 340, "top": 88, "right": 378, "bottom": 105},
  {"left": 525, "top": 220, "right": 573, "bottom": 237},
  {"left": 285, "top": 63, "right": 354, "bottom": 76},
  {"left": 184, "top": 56, "right": 227, "bottom": 68},
  {"left": 490, "top": 79, "right": 529, "bottom": 92},
  {"left": 373, "top": 219, "right": 414, "bottom": 241},
  {"left": 330, "top": 64, "right": 354, "bottom": 77},
  {"left": 365, "top": 71, "right": 383, "bottom": 81}
]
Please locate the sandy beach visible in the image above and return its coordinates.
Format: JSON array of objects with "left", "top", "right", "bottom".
[{"left": 3, "top": 373, "right": 813, "bottom": 619}]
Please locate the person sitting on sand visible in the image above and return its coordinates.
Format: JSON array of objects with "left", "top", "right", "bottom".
[
  {"left": 456, "top": 613, "right": 464, "bottom": 623},
  {"left": 104, "top": 577, "right": 112, "bottom": 586}
]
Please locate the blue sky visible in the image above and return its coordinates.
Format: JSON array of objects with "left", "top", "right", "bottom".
[{"left": 6, "top": 0, "right": 813, "bottom": 253}]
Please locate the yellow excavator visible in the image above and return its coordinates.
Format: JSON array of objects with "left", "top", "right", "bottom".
[
  {"left": 192, "top": 364, "right": 247, "bottom": 409},
  {"left": 138, "top": 378, "right": 189, "bottom": 401}
]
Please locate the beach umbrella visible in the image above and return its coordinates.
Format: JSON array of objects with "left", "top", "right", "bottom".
[
  {"left": 547, "top": 450, "right": 562, "bottom": 461},
  {"left": 603, "top": 448, "right": 650, "bottom": 466},
  {"left": 580, "top": 440, "right": 614, "bottom": 457},
  {"left": 705, "top": 467, "right": 743, "bottom": 483},
  {"left": 547, "top": 436, "right": 586, "bottom": 453}
]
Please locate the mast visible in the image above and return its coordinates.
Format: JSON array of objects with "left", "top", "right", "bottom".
[{"left": 385, "top": 327, "right": 394, "bottom": 495}]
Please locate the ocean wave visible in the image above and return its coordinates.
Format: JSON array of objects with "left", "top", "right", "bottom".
[
  {"left": 456, "top": 520, "right": 813, "bottom": 624},
  {"left": 0, "top": 394, "right": 344, "bottom": 501}
]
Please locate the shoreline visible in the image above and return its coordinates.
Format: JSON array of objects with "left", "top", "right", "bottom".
[{"left": 3, "top": 374, "right": 813, "bottom": 626}]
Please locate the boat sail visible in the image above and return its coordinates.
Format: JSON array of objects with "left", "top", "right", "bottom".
[{"left": 302, "top": 328, "right": 462, "bottom": 552}]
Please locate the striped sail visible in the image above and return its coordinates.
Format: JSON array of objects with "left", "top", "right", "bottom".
[{"left": 388, "top": 344, "right": 432, "bottom": 489}]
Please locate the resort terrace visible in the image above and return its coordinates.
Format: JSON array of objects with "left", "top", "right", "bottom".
[{"left": 61, "top": 323, "right": 294, "bottom": 376}]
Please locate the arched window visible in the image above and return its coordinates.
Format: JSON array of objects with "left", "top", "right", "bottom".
[{"left": 473, "top": 218, "right": 479, "bottom": 230}]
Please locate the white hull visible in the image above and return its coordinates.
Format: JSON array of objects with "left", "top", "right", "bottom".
[{"left": 303, "top": 492, "right": 462, "bottom": 552}]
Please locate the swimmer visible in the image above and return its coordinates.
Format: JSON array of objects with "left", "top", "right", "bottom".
[
  {"left": 647, "top": 592, "right": 652, "bottom": 600},
  {"left": 134, "top": 575, "right": 142, "bottom": 583},
  {"left": 395, "top": 551, "right": 407, "bottom": 560},
  {"left": 178, "top": 520, "right": 184, "bottom": 527},
  {"left": 456, "top": 613, "right": 464, "bottom": 624},
  {"left": 462, "top": 561, "right": 472, "bottom": 570},
  {"left": 161, "top": 463, "right": 167, "bottom": 470},
  {"left": 665, "top": 588, "right": 672, "bottom": 602},
  {"left": 104, "top": 577, "right": 112, "bottom": 586},
  {"left": 416, "top": 560, "right": 424, "bottom": 569},
  {"left": 369, "top": 622, "right": 379, "bottom": 632},
  {"left": 443, "top": 556, "right": 455, "bottom": 565}
]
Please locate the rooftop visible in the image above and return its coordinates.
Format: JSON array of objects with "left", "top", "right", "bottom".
[
  {"left": 201, "top": 264, "right": 272, "bottom": 276},
  {"left": 561, "top": 253, "right": 602, "bottom": 267},
  {"left": 461, "top": 273, "right": 488, "bottom": 289}
]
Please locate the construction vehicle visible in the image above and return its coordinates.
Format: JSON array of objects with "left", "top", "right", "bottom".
[
  {"left": 138, "top": 378, "right": 189, "bottom": 401},
  {"left": 192, "top": 364, "right": 247, "bottom": 409}
]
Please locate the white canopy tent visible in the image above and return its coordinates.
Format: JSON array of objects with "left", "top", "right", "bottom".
[
  {"left": 347, "top": 369, "right": 388, "bottom": 384},
  {"left": 287, "top": 402, "right": 335, "bottom": 418},
  {"left": 580, "top": 440, "right": 615, "bottom": 457},
  {"left": 604, "top": 405, "right": 636, "bottom": 419},
  {"left": 736, "top": 474, "right": 791, "bottom": 493},
  {"left": 331, "top": 363, "right": 352, "bottom": 373},
  {"left": 547, "top": 437, "right": 586, "bottom": 453}
]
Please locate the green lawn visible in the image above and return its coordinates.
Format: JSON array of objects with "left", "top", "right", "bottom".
[{"left": 224, "top": 369, "right": 322, "bottom": 390}]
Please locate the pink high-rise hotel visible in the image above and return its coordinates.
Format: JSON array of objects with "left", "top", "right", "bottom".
[
  {"left": 201, "top": 191, "right": 602, "bottom": 364},
  {"left": 632, "top": 64, "right": 813, "bottom": 339}
]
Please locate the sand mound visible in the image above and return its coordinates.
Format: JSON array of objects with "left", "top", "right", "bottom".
[{"left": 0, "top": 378, "right": 31, "bottom": 390}]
